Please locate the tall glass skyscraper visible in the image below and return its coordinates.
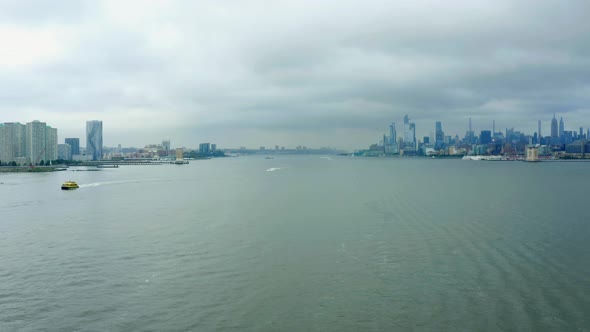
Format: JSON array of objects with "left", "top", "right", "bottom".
[
  {"left": 435, "top": 121, "right": 444, "bottom": 149},
  {"left": 86, "top": 120, "right": 103, "bottom": 161}
]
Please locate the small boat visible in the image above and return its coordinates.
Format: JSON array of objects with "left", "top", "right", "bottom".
[
  {"left": 61, "top": 181, "right": 79, "bottom": 190},
  {"left": 97, "top": 164, "right": 119, "bottom": 168},
  {"left": 265, "top": 156, "right": 274, "bottom": 159}
]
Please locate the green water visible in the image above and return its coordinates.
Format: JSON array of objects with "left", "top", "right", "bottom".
[{"left": 1, "top": 156, "right": 589, "bottom": 331}]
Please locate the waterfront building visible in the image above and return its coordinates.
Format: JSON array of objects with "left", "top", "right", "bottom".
[
  {"left": 199, "top": 143, "right": 211, "bottom": 154},
  {"left": 26, "top": 121, "right": 47, "bottom": 164},
  {"left": 86, "top": 120, "right": 103, "bottom": 161},
  {"left": 162, "top": 140, "right": 171, "bottom": 155},
  {"left": 175, "top": 148, "right": 183, "bottom": 161},
  {"left": 565, "top": 140, "right": 590, "bottom": 154},
  {"left": 65, "top": 138, "right": 80, "bottom": 156},
  {"left": 0, "top": 122, "right": 26, "bottom": 162},
  {"left": 435, "top": 121, "right": 444, "bottom": 149},
  {"left": 46, "top": 126, "right": 58, "bottom": 161},
  {"left": 526, "top": 146, "right": 539, "bottom": 162},
  {"left": 58, "top": 144, "right": 72, "bottom": 160},
  {"left": 211, "top": 144, "right": 217, "bottom": 152}
]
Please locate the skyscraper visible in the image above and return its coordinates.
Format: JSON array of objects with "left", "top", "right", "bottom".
[
  {"left": 199, "top": 143, "right": 211, "bottom": 155},
  {"left": 45, "top": 126, "right": 58, "bottom": 161},
  {"left": 162, "top": 140, "right": 171, "bottom": 155},
  {"left": 480, "top": 130, "right": 492, "bottom": 144},
  {"left": 551, "top": 114, "right": 558, "bottom": 144},
  {"left": 435, "top": 121, "right": 444, "bottom": 149},
  {"left": 86, "top": 120, "right": 103, "bottom": 161},
  {"left": 26, "top": 120, "right": 46, "bottom": 164},
  {"left": 0, "top": 122, "right": 26, "bottom": 162},
  {"left": 538, "top": 120, "right": 542, "bottom": 144},
  {"left": 403, "top": 115, "right": 416, "bottom": 150},
  {"left": 389, "top": 123, "right": 396, "bottom": 145},
  {"left": 65, "top": 138, "right": 80, "bottom": 156},
  {"left": 559, "top": 117, "right": 565, "bottom": 142}
]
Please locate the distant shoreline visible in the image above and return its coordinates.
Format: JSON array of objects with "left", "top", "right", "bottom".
[{"left": 0, "top": 166, "right": 61, "bottom": 173}]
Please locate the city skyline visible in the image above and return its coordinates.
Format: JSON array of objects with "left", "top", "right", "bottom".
[
  {"left": 2, "top": 112, "right": 589, "bottom": 153},
  {"left": 1, "top": 1, "right": 589, "bottom": 149}
]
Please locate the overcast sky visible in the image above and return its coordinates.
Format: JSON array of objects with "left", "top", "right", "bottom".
[{"left": 1, "top": 0, "right": 589, "bottom": 149}]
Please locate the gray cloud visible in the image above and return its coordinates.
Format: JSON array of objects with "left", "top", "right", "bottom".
[{"left": 0, "top": 0, "right": 589, "bottom": 149}]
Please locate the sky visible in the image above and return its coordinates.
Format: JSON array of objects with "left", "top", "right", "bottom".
[{"left": 0, "top": 0, "right": 589, "bottom": 150}]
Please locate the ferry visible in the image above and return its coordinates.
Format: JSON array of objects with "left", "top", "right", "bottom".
[{"left": 61, "top": 181, "right": 79, "bottom": 190}]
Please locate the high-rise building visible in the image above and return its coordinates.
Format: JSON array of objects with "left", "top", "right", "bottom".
[
  {"left": 551, "top": 114, "right": 558, "bottom": 144},
  {"left": 538, "top": 120, "right": 542, "bottom": 144},
  {"left": 26, "top": 120, "right": 47, "bottom": 164},
  {"left": 389, "top": 122, "right": 397, "bottom": 145},
  {"left": 86, "top": 120, "right": 103, "bottom": 161},
  {"left": 199, "top": 143, "right": 211, "bottom": 154},
  {"left": 45, "top": 126, "right": 58, "bottom": 161},
  {"left": 465, "top": 117, "right": 475, "bottom": 144},
  {"left": 559, "top": 117, "right": 565, "bottom": 142},
  {"left": 211, "top": 144, "right": 217, "bottom": 152},
  {"left": 403, "top": 115, "right": 416, "bottom": 150},
  {"left": 526, "top": 146, "right": 539, "bottom": 162},
  {"left": 0, "top": 122, "right": 26, "bottom": 162},
  {"left": 58, "top": 143, "right": 72, "bottom": 160},
  {"left": 162, "top": 140, "right": 171, "bottom": 155},
  {"left": 480, "top": 130, "right": 492, "bottom": 144},
  {"left": 65, "top": 138, "right": 80, "bottom": 156},
  {"left": 435, "top": 121, "right": 444, "bottom": 149},
  {"left": 175, "top": 148, "right": 183, "bottom": 162}
]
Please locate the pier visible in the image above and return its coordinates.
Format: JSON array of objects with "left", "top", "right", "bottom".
[{"left": 80, "top": 160, "right": 189, "bottom": 166}]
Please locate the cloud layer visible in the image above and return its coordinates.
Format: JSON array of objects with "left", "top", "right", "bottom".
[{"left": 1, "top": 0, "right": 589, "bottom": 149}]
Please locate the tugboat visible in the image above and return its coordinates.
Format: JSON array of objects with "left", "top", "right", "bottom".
[{"left": 61, "top": 181, "right": 79, "bottom": 190}]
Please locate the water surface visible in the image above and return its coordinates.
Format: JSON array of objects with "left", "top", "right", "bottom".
[{"left": 1, "top": 157, "right": 589, "bottom": 331}]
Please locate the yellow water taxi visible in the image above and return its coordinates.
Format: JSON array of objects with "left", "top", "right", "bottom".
[{"left": 61, "top": 181, "right": 79, "bottom": 190}]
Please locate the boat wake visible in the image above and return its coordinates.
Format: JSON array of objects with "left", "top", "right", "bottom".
[
  {"left": 78, "top": 179, "right": 165, "bottom": 188},
  {"left": 266, "top": 168, "right": 281, "bottom": 172}
]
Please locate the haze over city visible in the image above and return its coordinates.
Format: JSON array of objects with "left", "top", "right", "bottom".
[{"left": 1, "top": 0, "right": 589, "bottom": 149}]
